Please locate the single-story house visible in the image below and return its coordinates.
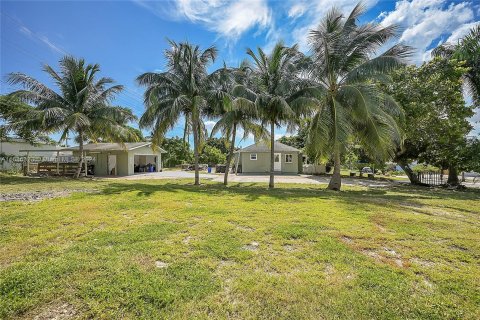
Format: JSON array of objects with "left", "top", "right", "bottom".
[
  {"left": 234, "top": 141, "right": 302, "bottom": 174},
  {"left": 63, "top": 142, "right": 166, "bottom": 176}
]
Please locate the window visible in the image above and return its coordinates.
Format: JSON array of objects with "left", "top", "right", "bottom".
[
  {"left": 285, "top": 154, "right": 293, "bottom": 163},
  {"left": 250, "top": 153, "right": 257, "bottom": 160}
]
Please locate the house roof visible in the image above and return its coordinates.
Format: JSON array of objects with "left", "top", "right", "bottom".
[
  {"left": 235, "top": 141, "right": 301, "bottom": 153},
  {"left": 62, "top": 142, "right": 167, "bottom": 153}
]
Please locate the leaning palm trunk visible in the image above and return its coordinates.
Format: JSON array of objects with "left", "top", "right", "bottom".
[
  {"left": 328, "top": 145, "right": 342, "bottom": 190},
  {"left": 224, "top": 122, "right": 237, "bottom": 185},
  {"left": 269, "top": 120, "right": 275, "bottom": 189},
  {"left": 74, "top": 133, "right": 84, "bottom": 178}
]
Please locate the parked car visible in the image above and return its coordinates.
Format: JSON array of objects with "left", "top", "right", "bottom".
[{"left": 361, "top": 167, "right": 373, "bottom": 174}]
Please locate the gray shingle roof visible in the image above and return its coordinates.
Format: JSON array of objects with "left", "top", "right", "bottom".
[
  {"left": 62, "top": 142, "right": 166, "bottom": 153},
  {"left": 236, "top": 141, "right": 301, "bottom": 153}
]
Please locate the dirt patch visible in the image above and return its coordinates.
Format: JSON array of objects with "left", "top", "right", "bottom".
[
  {"left": 243, "top": 241, "right": 259, "bottom": 251},
  {"left": 0, "top": 189, "right": 97, "bottom": 202},
  {"left": 411, "top": 257, "right": 436, "bottom": 268},
  {"left": 182, "top": 236, "right": 192, "bottom": 244},
  {"left": 32, "top": 302, "right": 76, "bottom": 320},
  {"left": 341, "top": 236, "right": 354, "bottom": 244}
]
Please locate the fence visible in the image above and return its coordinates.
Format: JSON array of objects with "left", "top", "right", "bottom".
[{"left": 416, "top": 171, "right": 444, "bottom": 185}]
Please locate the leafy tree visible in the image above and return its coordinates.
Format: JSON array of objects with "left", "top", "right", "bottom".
[
  {"left": 459, "top": 136, "right": 480, "bottom": 173},
  {"left": 137, "top": 40, "right": 217, "bottom": 185},
  {"left": 237, "top": 42, "right": 305, "bottom": 189},
  {"left": 0, "top": 95, "right": 52, "bottom": 144},
  {"left": 7, "top": 56, "right": 138, "bottom": 177},
  {"left": 385, "top": 58, "right": 474, "bottom": 185},
  {"left": 433, "top": 24, "right": 480, "bottom": 107},
  {"left": 208, "top": 63, "right": 266, "bottom": 185},
  {"left": 302, "top": 3, "right": 411, "bottom": 190},
  {"left": 199, "top": 145, "right": 226, "bottom": 166},
  {"left": 161, "top": 137, "right": 193, "bottom": 167},
  {"left": 204, "top": 137, "right": 229, "bottom": 155}
]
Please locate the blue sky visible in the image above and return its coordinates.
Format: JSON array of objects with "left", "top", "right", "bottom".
[{"left": 1, "top": 0, "right": 479, "bottom": 146}]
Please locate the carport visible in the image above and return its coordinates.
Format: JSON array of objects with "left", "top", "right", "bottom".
[{"left": 62, "top": 142, "right": 166, "bottom": 176}]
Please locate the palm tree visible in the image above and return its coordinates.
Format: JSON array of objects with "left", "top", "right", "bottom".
[
  {"left": 433, "top": 24, "right": 480, "bottom": 108},
  {"left": 208, "top": 62, "right": 267, "bottom": 185},
  {"left": 137, "top": 40, "right": 217, "bottom": 185},
  {"left": 7, "top": 56, "right": 138, "bottom": 178},
  {"left": 303, "top": 3, "right": 412, "bottom": 190},
  {"left": 236, "top": 42, "right": 304, "bottom": 189}
]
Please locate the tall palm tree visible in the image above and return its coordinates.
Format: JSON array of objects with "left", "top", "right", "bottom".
[
  {"left": 433, "top": 24, "right": 480, "bottom": 108},
  {"left": 7, "top": 56, "right": 138, "bottom": 178},
  {"left": 236, "top": 42, "right": 304, "bottom": 189},
  {"left": 137, "top": 40, "right": 217, "bottom": 185},
  {"left": 303, "top": 3, "right": 412, "bottom": 190},
  {"left": 208, "top": 62, "right": 267, "bottom": 185}
]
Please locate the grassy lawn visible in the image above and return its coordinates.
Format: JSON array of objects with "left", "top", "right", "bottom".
[{"left": 1, "top": 176, "right": 479, "bottom": 319}]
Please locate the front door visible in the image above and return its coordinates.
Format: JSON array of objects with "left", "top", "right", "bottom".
[
  {"left": 274, "top": 153, "right": 281, "bottom": 171},
  {"left": 108, "top": 154, "right": 117, "bottom": 175}
]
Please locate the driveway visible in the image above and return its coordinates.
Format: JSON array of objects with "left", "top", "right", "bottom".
[{"left": 117, "top": 171, "right": 397, "bottom": 187}]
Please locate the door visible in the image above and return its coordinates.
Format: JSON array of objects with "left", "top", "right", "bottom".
[
  {"left": 274, "top": 153, "right": 281, "bottom": 171},
  {"left": 108, "top": 154, "right": 117, "bottom": 175}
]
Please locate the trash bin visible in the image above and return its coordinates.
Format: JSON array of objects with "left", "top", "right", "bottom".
[{"left": 207, "top": 167, "right": 212, "bottom": 173}]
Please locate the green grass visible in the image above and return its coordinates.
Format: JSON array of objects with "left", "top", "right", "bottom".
[{"left": 1, "top": 175, "right": 479, "bottom": 319}]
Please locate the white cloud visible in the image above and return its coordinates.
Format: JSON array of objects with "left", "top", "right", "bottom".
[
  {"left": 287, "top": 0, "right": 379, "bottom": 51},
  {"left": 18, "top": 24, "right": 65, "bottom": 54},
  {"left": 204, "top": 120, "right": 217, "bottom": 130},
  {"left": 288, "top": 3, "right": 307, "bottom": 19},
  {"left": 446, "top": 21, "right": 479, "bottom": 43},
  {"left": 134, "top": 0, "right": 271, "bottom": 41},
  {"left": 379, "top": 0, "right": 477, "bottom": 64}
]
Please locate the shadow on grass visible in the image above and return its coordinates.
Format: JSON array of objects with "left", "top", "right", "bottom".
[{"left": 98, "top": 181, "right": 479, "bottom": 209}]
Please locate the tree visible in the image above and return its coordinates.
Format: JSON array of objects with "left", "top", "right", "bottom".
[
  {"left": 433, "top": 24, "right": 480, "bottom": 108},
  {"left": 385, "top": 58, "right": 474, "bottom": 185},
  {"left": 7, "top": 56, "right": 138, "bottom": 177},
  {"left": 204, "top": 137, "right": 229, "bottom": 155},
  {"left": 209, "top": 63, "right": 266, "bottom": 185},
  {"left": 238, "top": 42, "right": 304, "bottom": 189},
  {"left": 137, "top": 40, "right": 217, "bottom": 185},
  {"left": 0, "top": 95, "right": 52, "bottom": 144},
  {"left": 303, "top": 3, "right": 411, "bottom": 190},
  {"left": 459, "top": 136, "right": 480, "bottom": 173},
  {"left": 199, "top": 145, "right": 226, "bottom": 166},
  {"left": 161, "top": 137, "right": 193, "bottom": 167}
]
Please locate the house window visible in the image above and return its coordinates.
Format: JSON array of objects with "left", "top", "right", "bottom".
[
  {"left": 285, "top": 154, "right": 293, "bottom": 163},
  {"left": 250, "top": 153, "right": 257, "bottom": 160}
]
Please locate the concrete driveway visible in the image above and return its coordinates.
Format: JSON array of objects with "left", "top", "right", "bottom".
[{"left": 118, "top": 171, "right": 397, "bottom": 187}]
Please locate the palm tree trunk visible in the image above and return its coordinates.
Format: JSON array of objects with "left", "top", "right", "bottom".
[
  {"left": 447, "top": 165, "right": 459, "bottom": 185},
  {"left": 192, "top": 117, "right": 200, "bottom": 185},
  {"left": 398, "top": 161, "right": 422, "bottom": 185},
  {"left": 328, "top": 144, "right": 342, "bottom": 190},
  {"left": 224, "top": 122, "right": 237, "bottom": 186},
  {"left": 269, "top": 120, "right": 275, "bottom": 189},
  {"left": 74, "top": 131, "right": 84, "bottom": 179},
  {"left": 183, "top": 116, "right": 189, "bottom": 147}
]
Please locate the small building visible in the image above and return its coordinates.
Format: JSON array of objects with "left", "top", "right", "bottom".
[
  {"left": 234, "top": 141, "right": 302, "bottom": 174},
  {"left": 0, "top": 138, "right": 69, "bottom": 172},
  {"left": 63, "top": 142, "right": 166, "bottom": 176}
]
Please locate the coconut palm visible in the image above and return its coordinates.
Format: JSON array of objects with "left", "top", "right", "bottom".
[
  {"left": 303, "top": 3, "right": 412, "bottom": 190},
  {"left": 137, "top": 40, "right": 217, "bottom": 185},
  {"left": 236, "top": 42, "right": 304, "bottom": 189},
  {"left": 208, "top": 62, "right": 267, "bottom": 185},
  {"left": 433, "top": 24, "right": 480, "bottom": 107},
  {"left": 7, "top": 56, "right": 138, "bottom": 178}
]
